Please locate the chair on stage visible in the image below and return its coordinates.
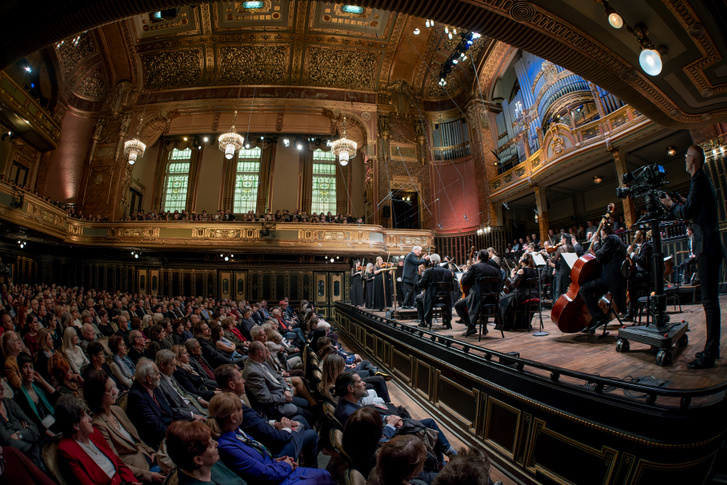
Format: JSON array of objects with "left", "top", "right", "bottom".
[
  {"left": 476, "top": 276, "right": 504, "bottom": 341},
  {"left": 428, "top": 281, "right": 453, "bottom": 329},
  {"left": 512, "top": 278, "right": 540, "bottom": 332}
]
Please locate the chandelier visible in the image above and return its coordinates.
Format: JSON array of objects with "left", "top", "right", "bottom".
[
  {"left": 124, "top": 138, "right": 146, "bottom": 165},
  {"left": 218, "top": 110, "right": 245, "bottom": 160},
  {"left": 331, "top": 116, "right": 357, "bottom": 166}
]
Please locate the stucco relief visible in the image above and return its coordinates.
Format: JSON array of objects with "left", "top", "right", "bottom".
[
  {"left": 219, "top": 45, "right": 289, "bottom": 85},
  {"left": 305, "top": 47, "right": 378, "bottom": 90},
  {"left": 74, "top": 64, "right": 106, "bottom": 99},
  {"left": 109, "top": 227, "right": 160, "bottom": 240},
  {"left": 141, "top": 50, "right": 202, "bottom": 89}
]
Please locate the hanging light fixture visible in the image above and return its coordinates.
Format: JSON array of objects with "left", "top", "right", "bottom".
[
  {"left": 218, "top": 110, "right": 245, "bottom": 160},
  {"left": 124, "top": 138, "right": 146, "bottom": 165},
  {"left": 331, "top": 115, "right": 357, "bottom": 166}
]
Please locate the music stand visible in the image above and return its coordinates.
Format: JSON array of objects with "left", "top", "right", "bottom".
[{"left": 531, "top": 253, "right": 548, "bottom": 336}]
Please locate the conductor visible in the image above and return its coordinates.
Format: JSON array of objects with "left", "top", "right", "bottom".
[
  {"left": 401, "top": 246, "right": 429, "bottom": 309},
  {"left": 414, "top": 254, "right": 454, "bottom": 329}
]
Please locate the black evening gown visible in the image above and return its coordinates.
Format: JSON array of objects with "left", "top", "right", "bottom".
[
  {"left": 351, "top": 269, "right": 364, "bottom": 306},
  {"left": 373, "top": 267, "right": 392, "bottom": 310},
  {"left": 364, "top": 273, "right": 375, "bottom": 308}
]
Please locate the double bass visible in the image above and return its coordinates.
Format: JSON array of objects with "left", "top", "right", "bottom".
[{"left": 551, "top": 203, "right": 615, "bottom": 333}]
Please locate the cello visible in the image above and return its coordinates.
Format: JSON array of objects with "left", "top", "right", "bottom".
[{"left": 551, "top": 203, "right": 615, "bottom": 333}]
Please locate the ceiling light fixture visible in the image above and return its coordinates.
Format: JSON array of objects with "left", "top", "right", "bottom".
[
  {"left": 601, "top": 0, "right": 623, "bottom": 29},
  {"left": 593, "top": 175, "right": 603, "bottom": 184},
  {"left": 666, "top": 146, "right": 677, "bottom": 156},
  {"left": 331, "top": 115, "right": 357, "bottom": 166},
  {"left": 413, "top": 28, "right": 420, "bottom": 35},
  {"left": 124, "top": 123, "right": 146, "bottom": 166},
  {"left": 218, "top": 110, "right": 245, "bottom": 160}
]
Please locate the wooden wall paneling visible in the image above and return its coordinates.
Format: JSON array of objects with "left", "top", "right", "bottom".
[
  {"left": 219, "top": 271, "right": 232, "bottom": 300},
  {"left": 436, "top": 371, "right": 478, "bottom": 427},
  {"left": 172, "top": 270, "right": 181, "bottom": 296},
  {"left": 331, "top": 272, "right": 343, "bottom": 302},
  {"left": 483, "top": 396, "right": 521, "bottom": 459},
  {"left": 414, "top": 359, "right": 432, "bottom": 399},
  {"left": 138, "top": 268, "right": 148, "bottom": 295},
  {"left": 391, "top": 347, "right": 413, "bottom": 384},
  {"left": 234, "top": 271, "right": 246, "bottom": 300},
  {"left": 149, "top": 269, "right": 160, "bottom": 296},
  {"left": 275, "top": 273, "right": 285, "bottom": 300},
  {"left": 514, "top": 412, "right": 533, "bottom": 466},
  {"left": 314, "top": 272, "right": 328, "bottom": 306},
  {"left": 301, "top": 272, "right": 312, "bottom": 302},
  {"left": 290, "top": 272, "right": 300, "bottom": 302}
]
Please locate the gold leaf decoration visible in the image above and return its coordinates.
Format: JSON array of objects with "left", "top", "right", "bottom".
[
  {"left": 75, "top": 65, "right": 106, "bottom": 99},
  {"left": 142, "top": 50, "right": 202, "bottom": 90},
  {"left": 306, "top": 47, "right": 377, "bottom": 90},
  {"left": 219, "top": 45, "right": 288, "bottom": 85}
]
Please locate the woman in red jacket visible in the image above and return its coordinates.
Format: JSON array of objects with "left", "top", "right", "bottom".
[{"left": 54, "top": 394, "right": 141, "bottom": 485}]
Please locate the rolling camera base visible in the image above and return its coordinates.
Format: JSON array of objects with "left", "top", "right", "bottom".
[{"left": 616, "top": 321, "right": 689, "bottom": 367}]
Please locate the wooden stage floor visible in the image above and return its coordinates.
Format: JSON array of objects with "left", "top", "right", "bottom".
[{"left": 357, "top": 295, "right": 727, "bottom": 401}]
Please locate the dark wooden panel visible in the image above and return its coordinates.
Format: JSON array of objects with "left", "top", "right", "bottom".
[
  {"left": 485, "top": 397, "right": 520, "bottom": 456},
  {"left": 392, "top": 348, "right": 412, "bottom": 383},
  {"left": 415, "top": 361, "right": 431, "bottom": 397},
  {"left": 632, "top": 454, "right": 715, "bottom": 485},
  {"left": 437, "top": 375, "right": 477, "bottom": 425},
  {"left": 276, "top": 274, "right": 285, "bottom": 298}
]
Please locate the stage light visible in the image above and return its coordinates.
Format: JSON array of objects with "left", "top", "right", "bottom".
[
  {"left": 639, "top": 48, "right": 662, "bottom": 76},
  {"left": 666, "top": 146, "right": 677, "bottom": 156},
  {"left": 413, "top": 28, "right": 420, "bottom": 35}
]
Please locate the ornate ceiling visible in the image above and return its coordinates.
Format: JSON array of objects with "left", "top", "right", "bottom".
[{"left": 0, "top": 0, "right": 726, "bottom": 127}]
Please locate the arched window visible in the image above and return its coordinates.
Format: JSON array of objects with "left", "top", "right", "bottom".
[
  {"left": 311, "top": 149, "right": 336, "bottom": 214},
  {"left": 162, "top": 148, "right": 192, "bottom": 212},
  {"left": 233, "top": 147, "right": 262, "bottom": 213}
]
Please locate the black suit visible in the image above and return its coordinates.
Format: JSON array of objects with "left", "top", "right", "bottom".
[
  {"left": 126, "top": 382, "right": 174, "bottom": 449},
  {"left": 579, "top": 234, "right": 627, "bottom": 325},
  {"left": 416, "top": 266, "right": 454, "bottom": 326},
  {"left": 671, "top": 167, "right": 724, "bottom": 359},
  {"left": 454, "top": 261, "right": 502, "bottom": 331},
  {"left": 402, "top": 251, "right": 427, "bottom": 307},
  {"left": 174, "top": 367, "right": 217, "bottom": 401}
]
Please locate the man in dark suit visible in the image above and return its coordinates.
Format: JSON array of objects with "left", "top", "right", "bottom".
[
  {"left": 454, "top": 249, "right": 502, "bottom": 337},
  {"left": 126, "top": 358, "right": 175, "bottom": 449},
  {"left": 238, "top": 308, "right": 256, "bottom": 341},
  {"left": 216, "top": 364, "right": 320, "bottom": 467},
  {"left": 415, "top": 253, "right": 454, "bottom": 329},
  {"left": 185, "top": 338, "right": 218, "bottom": 381},
  {"left": 661, "top": 145, "right": 724, "bottom": 369},
  {"left": 579, "top": 224, "right": 627, "bottom": 333},
  {"left": 401, "top": 246, "right": 429, "bottom": 308},
  {"left": 155, "top": 349, "right": 208, "bottom": 419}
]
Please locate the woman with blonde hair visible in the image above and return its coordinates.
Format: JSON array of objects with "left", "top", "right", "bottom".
[
  {"left": 2, "top": 330, "right": 28, "bottom": 389},
  {"left": 62, "top": 326, "right": 89, "bottom": 377},
  {"left": 208, "top": 392, "right": 335, "bottom": 484}
]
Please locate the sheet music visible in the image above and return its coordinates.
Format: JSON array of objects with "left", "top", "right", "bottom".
[
  {"left": 562, "top": 253, "right": 579, "bottom": 269},
  {"left": 532, "top": 253, "right": 547, "bottom": 266}
]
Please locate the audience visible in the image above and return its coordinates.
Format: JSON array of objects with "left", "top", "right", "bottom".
[
  {"left": 0, "top": 379, "right": 42, "bottom": 466},
  {"left": 366, "top": 435, "right": 429, "bottom": 485},
  {"left": 126, "top": 358, "right": 175, "bottom": 449},
  {"left": 14, "top": 353, "right": 59, "bottom": 439},
  {"left": 2, "top": 330, "right": 27, "bottom": 389},
  {"left": 432, "top": 448, "right": 492, "bottom": 485},
  {"left": 62, "top": 326, "right": 89, "bottom": 377},
  {"left": 108, "top": 334, "right": 135, "bottom": 390}
]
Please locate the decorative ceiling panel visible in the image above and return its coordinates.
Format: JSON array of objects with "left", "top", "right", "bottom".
[
  {"left": 304, "top": 46, "right": 379, "bottom": 91},
  {"left": 133, "top": 7, "right": 200, "bottom": 40},
  {"left": 56, "top": 32, "right": 98, "bottom": 81},
  {"left": 215, "top": 0, "right": 293, "bottom": 31},
  {"left": 141, "top": 49, "right": 203, "bottom": 90},
  {"left": 74, "top": 64, "right": 106, "bottom": 100},
  {"left": 218, "top": 45, "right": 290, "bottom": 85},
  {"left": 311, "top": 2, "right": 394, "bottom": 39}
]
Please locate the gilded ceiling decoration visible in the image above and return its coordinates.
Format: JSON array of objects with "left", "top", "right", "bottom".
[
  {"left": 219, "top": 45, "right": 289, "bottom": 85},
  {"left": 305, "top": 47, "right": 378, "bottom": 91},
  {"left": 74, "top": 64, "right": 106, "bottom": 99},
  {"left": 141, "top": 50, "right": 203, "bottom": 89},
  {"left": 216, "top": 1, "right": 292, "bottom": 30},
  {"left": 56, "top": 32, "right": 98, "bottom": 81}
]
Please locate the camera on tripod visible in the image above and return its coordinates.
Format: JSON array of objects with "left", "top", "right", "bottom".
[{"left": 616, "top": 164, "right": 671, "bottom": 220}]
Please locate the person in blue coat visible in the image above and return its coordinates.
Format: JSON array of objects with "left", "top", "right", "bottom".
[{"left": 208, "top": 392, "right": 334, "bottom": 485}]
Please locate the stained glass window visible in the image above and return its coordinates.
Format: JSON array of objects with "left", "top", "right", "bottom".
[
  {"left": 162, "top": 148, "right": 192, "bottom": 212},
  {"left": 311, "top": 149, "right": 337, "bottom": 214},
  {"left": 233, "top": 147, "right": 262, "bottom": 213}
]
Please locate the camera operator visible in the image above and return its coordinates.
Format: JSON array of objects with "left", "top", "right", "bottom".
[{"left": 660, "top": 145, "right": 723, "bottom": 369}]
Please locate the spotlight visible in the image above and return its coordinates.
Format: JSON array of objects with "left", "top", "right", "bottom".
[
  {"left": 224, "top": 256, "right": 229, "bottom": 262},
  {"left": 245, "top": 143, "right": 250, "bottom": 149},
  {"left": 283, "top": 138, "right": 290, "bottom": 147},
  {"left": 639, "top": 48, "right": 662, "bottom": 76},
  {"left": 330, "top": 258, "right": 334, "bottom": 263},
  {"left": 24, "top": 66, "right": 31, "bottom": 73},
  {"left": 296, "top": 143, "right": 303, "bottom": 151},
  {"left": 203, "top": 136, "right": 209, "bottom": 143},
  {"left": 666, "top": 146, "right": 677, "bottom": 157},
  {"left": 452, "top": 59, "right": 458, "bottom": 65},
  {"left": 413, "top": 28, "right": 420, "bottom": 35},
  {"left": 593, "top": 175, "right": 603, "bottom": 184}
]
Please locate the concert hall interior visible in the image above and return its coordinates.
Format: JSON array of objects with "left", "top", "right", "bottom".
[{"left": 0, "top": 1, "right": 726, "bottom": 484}]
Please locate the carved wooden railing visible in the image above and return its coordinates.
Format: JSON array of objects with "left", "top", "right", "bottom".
[
  {"left": 0, "top": 72, "right": 60, "bottom": 149},
  {"left": 0, "top": 182, "right": 432, "bottom": 256}
]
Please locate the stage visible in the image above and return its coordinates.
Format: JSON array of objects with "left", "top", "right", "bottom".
[{"left": 356, "top": 292, "right": 727, "bottom": 401}]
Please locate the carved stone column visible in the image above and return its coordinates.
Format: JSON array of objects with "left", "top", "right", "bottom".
[
  {"left": 610, "top": 148, "right": 636, "bottom": 227},
  {"left": 534, "top": 185, "right": 549, "bottom": 242}
]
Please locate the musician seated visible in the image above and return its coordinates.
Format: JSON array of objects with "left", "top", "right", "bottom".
[
  {"left": 677, "top": 225, "right": 697, "bottom": 285},
  {"left": 415, "top": 254, "right": 454, "bottom": 329},
  {"left": 454, "top": 250, "right": 502, "bottom": 337},
  {"left": 624, "top": 230, "right": 653, "bottom": 321},
  {"left": 579, "top": 224, "right": 627, "bottom": 333},
  {"left": 498, "top": 253, "right": 538, "bottom": 331}
]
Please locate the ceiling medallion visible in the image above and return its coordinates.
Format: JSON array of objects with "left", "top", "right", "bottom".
[
  {"left": 331, "top": 116, "right": 357, "bottom": 166},
  {"left": 218, "top": 110, "right": 245, "bottom": 160}
]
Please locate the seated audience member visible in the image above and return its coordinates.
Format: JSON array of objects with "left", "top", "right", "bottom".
[
  {"left": 366, "top": 435, "right": 429, "bottom": 485},
  {"left": 84, "top": 370, "right": 165, "bottom": 484},
  {"left": 211, "top": 325, "right": 246, "bottom": 365},
  {"left": 22, "top": 315, "right": 42, "bottom": 355},
  {"left": 0, "top": 379, "right": 42, "bottom": 466},
  {"left": 333, "top": 371, "right": 456, "bottom": 466},
  {"left": 155, "top": 349, "right": 208, "bottom": 418},
  {"left": 321, "top": 354, "right": 390, "bottom": 404},
  {"left": 208, "top": 392, "right": 335, "bottom": 484},
  {"left": 220, "top": 316, "right": 248, "bottom": 350},
  {"left": 108, "top": 334, "right": 135, "bottom": 390},
  {"left": 126, "top": 358, "right": 175, "bottom": 449},
  {"left": 164, "top": 420, "right": 246, "bottom": 485},
  {"left": 82, "top": 341, "right": 122, "bottom": 388},
  {"left": 46, "top": 314, "right": 63, "bottom": 349},
  {"left": 194, "top": 322, "right": 236, "bottom": 368},
  {"left": 215, "top": 364, "right": 319, "bottom": 467},
  {"left": 144, "top": 324, "right": 165, "bottom": 360},
  {"left": 431, "top": 448, "right": 492, "bottom": 485},
  {"left": 185, "top": 338, "right": 218, "bottom": 381},
  {"left": 242, "top": 342, "right": 315, "bottom": 422},
  {"left": 172, "top": 320, "right": 192, "bottom": 346},
  {"left": 54, "top": 394, "right": 141, "bottom": 485},
  {"left": 0, "top": 444, "right": 56, "bottom": 485},
  {"left": 342, "top": 406, "right": 383, "bottom": 478},
  {"left": 34, "top": 328, "right": 56, "bottom": 383},
  {"left": 62, "top": 326, "right": 90, "bottom": 377},
  {"left": 237, "top": 308, "right": 256, "bottom": 341},
  {"left": 127, "top": 330, "right": 147, "bottom": 364},
  {"left": 2, "top": 330, "right": 27, "bottom": 389},
  {"left": 79, "top": 322, "right": 100, "bottom": 352},
  {"left": 172, "top": 344, "right": 219, "bottom": 401},
  {"left": 49, "top": 353, "right": 84, "bottom": 399},
  {"left": 14, "top": 352, "right": 60, "bottom": 439}
]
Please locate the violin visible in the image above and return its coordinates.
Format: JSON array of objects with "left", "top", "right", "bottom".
[{"left": 546, "top": 242, "right": 563, "bottom": 254}]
